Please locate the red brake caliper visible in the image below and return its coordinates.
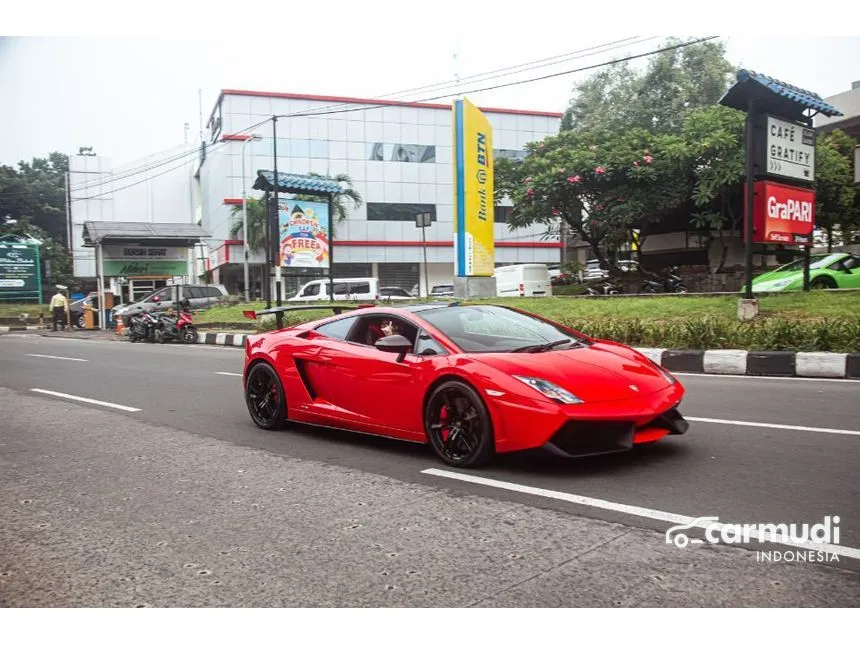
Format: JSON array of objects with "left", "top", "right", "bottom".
[{"left": 440, "top": 405, "right": 450, "bottom": 442}]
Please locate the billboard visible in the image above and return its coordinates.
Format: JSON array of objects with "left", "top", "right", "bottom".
[
  {"left": 453, "top": 98, "right": 494, "bottom": 277},
  {"left": 0, "top": 242, "right": 41, "bottom": 299},
  {"left": 747, "top": 181, "right": 815, "bottom": 245},
  {"left": 278, "top": 199, "right": 330, "bottom": 269}
]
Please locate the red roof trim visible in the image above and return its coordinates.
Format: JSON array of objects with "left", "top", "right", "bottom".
[
  {"left": 223, "top": 198, "right": 243, "bottom": 205},
  {"left": 220, "top": 89, "right": 563, "bottom": 119},
  {"left": 220, "top": 133, "right": 253, "bottom": 141}
]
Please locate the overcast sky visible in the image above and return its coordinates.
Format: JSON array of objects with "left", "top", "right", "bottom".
[{"left": 2, "top": 4, "right": 858, "bottom": 168}]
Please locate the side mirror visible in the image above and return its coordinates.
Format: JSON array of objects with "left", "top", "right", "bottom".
[{"left": 375, "top": 334, "right": 413, "bottom": 362}]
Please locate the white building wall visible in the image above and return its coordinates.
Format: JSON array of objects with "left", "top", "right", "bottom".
[
  {"left": 199, "top": 92, "right": 562, "bottom": 279},
  {"left": 68, "top": 146, "right": 197, "bottom": 279}
]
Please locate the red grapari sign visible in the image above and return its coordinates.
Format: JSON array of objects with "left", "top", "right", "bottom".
[{"left": 746, "top": 181, "right": 815, "bottom": 246}]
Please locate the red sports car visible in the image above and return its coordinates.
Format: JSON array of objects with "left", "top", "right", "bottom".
[{"left": 242, "top": 303, "right": 687, "bottom": 468}]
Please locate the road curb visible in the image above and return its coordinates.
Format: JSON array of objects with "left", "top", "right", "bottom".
[
  {"left": 193, "top": 332, "right": 859, "bottom": 379},
  {"left": 634, "top": 348, "right": 860, "bottom": 379},
  {"left": 0, "top": 326, "right": 43, "bottom": 332}
]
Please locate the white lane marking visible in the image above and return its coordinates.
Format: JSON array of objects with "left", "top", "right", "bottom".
[
  {"left": 26, "top": 353, "right": 88, "bottom": 362},
  {"left": 678, "top": 372, "right": 860, "bottom": 384},
  {"left": 215, "top": 372, "right": 243, "bottom": 377},
  {"left": 421, "top": 469, "right": 860, "bottom": 561},
  {"left": 686, "top": 416, "right": 860, "bottom": 437},
  {"left": 29, "top": 389, "right": 141, "bottom": 412}
]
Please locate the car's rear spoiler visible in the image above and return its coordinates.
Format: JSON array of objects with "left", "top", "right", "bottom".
[{"left": 242, "top": 304, "right": 375, "bottom": 320}]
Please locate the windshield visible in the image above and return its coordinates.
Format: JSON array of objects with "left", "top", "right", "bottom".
[
  {"left": 416, "top": 305, "right": 585, "bottom": 353},
  {"left": 773, "top": 255, "right": 834, "bottom": 273}
]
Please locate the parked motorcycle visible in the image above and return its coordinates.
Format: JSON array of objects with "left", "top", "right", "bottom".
[
  {"left": 584, "top": 279, "right": 623, "bottom": 296},
  {"left": 641, "top": 267, "right": 689, "bottom": 294},
  {"left": 127, "top": 311, "right": 160, "bottom": 342},
  {"left": 153, "top": 299, "right": 199, "bottom": 344}
]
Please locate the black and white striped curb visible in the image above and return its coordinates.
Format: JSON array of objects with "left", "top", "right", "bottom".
[
  {"left": 196, "top": 332, "right": 249, "bottom": 348},
  {"left": 196, "top": 332, "right": 860, "bottom": 379},
  {"left": 634, "top": 348, "right": 860, "bottom": 379}
]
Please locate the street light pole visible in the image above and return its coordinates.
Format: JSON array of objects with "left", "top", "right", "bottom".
[{"left": 241, "top": 135, "right": 261, "bottom": 302}]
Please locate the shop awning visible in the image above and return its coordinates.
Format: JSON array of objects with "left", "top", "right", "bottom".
[{"left": 82, "top": 221, "right": 212, "bottom": 247}]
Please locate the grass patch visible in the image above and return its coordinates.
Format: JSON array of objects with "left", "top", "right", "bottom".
[{"left": 194, "top": 291, "right": 860, "bottom": 351}]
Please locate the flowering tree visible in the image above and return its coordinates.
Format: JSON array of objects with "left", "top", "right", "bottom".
[{"left": 495, "top": 127, "right": 690, "bottom": 272}]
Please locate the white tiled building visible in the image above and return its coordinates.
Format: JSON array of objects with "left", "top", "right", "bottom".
[{"left": 199, "top": 90, "right": 563, "bottom": 296}]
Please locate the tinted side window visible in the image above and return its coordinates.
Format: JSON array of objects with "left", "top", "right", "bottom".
[
  {"left": 315, "top": 317, "right": 356, "bottom": 340},
  {"left": 302, "top": 283, "right": 321, "bottom": 296},
  {"left": 350, "top": 282, "right": 370, "bottom": 294},
  {"left": 204, "top": 287, "right": 223, "bottom": 298},
  {"left": 415, "top": 332, "right": 447, "bottom": 356},
  {"left": 333, "top": 283, "right": 349, "bottom": 295},
  {"left": 185, "top": 287, "right": 205, "bottom": 299}
]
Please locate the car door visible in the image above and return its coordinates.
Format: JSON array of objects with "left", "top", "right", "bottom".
[
  {"left": 838, "top": 256, "right": 860, "bottom": 288},
  {"left": 314, "top": 315, "right": 431, "bottom": 437}
]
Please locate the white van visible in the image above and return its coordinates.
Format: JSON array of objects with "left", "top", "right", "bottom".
[
  {"left": 289, "top": 277, "right": 379, "bottom": 302},
  {"left": 494, "top": 264, "right": 550, "bottom": 297}
]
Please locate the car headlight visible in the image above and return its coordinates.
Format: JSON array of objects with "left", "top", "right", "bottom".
[
  {"left": 649, "top": 359, "right": 677, "bottom": 385},
  {"left": 513, "top": 376, "right": 583, "bottom": 404}
]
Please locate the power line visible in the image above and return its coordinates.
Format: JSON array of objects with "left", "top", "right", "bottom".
[{"left": 70, "top": 36, "right": 717, "bottom": 202}]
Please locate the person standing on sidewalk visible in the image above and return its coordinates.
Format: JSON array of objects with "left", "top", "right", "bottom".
[{"left": 50, "top": 288, "right": 69, "bottom": 331}]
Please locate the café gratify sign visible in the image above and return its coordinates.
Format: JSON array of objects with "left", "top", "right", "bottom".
[{"left": 761, "top": 115, "right": 816, "bottom": 183}]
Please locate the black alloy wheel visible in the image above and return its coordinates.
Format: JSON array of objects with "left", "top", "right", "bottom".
[
  {"left": 811, "top": 276, "right": 836, "bottom": 289},
  {"left": 245, "top": 362, "right": 287, "bottom": 430},
  {"left": 425, "top": 381, "right": 494, "bottom": 468}
]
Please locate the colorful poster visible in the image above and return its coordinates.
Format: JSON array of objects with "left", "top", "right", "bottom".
[
  {"left": 453, "top": 98, "right": 494, "bottom": 277},
  {"left": 278, "top": 199, "right": 330, "bottom": 269}
]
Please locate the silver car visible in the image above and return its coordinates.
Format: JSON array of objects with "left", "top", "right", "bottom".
[{"left": 112, "top": 284, "right": 227, "bottom": 319}]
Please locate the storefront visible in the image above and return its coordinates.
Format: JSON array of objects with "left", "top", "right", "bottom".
[{"left": 81, "top": 221, "right": 211, "bottom": 326}]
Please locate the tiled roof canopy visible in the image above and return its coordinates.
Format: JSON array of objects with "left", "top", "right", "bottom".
[
  {"left": 253, "top": 170, "right": 346, "bottom": 196},
  {"left": 719, "top": 69, "right": 844, "bottom": 119}
]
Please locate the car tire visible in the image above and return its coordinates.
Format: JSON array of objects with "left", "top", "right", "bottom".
[
  {"left": 424, "top": 380, "right": 494, "bottom": 468},
  {"left": 75, "top": 314, "right": 86, "bottom": 329},
  {"left": 810, "top": 276, "right": 836, "bottom": 289},
  {"left": 244, "top": 361, "right": 288, "bottom": 431}
]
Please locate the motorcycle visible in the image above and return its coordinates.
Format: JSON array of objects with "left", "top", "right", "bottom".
[
  {"left": 153, "top": 299, "right": 199, "bottom": 344},
  {"left": 127, "top": 311, "right": 160, "bottom": 343},
  {"left": 641, "top": 267, "right": 689, "bottom": 294},
  {"left": 584, "top": 279, "right": 622, "bottom": 296}
]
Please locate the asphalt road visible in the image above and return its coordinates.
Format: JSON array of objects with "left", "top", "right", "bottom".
[{"left": 2, "top": 332, "right": 859, "bottom": 606}]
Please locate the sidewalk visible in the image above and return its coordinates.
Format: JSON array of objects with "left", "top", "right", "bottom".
[{"left": 1, "top": 386, "right": 857, "bottom": 608}]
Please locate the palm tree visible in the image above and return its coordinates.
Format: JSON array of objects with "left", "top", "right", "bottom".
[{"left": 230, "top": 173, "right": 362, "bottom": 252}]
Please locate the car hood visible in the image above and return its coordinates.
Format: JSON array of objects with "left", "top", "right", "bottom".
[{"left": 470, "top": 341, "right": 673, "bottom": 403}]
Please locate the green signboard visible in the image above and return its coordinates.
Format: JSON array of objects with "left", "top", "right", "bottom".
[
  {"left": 102, "top": 259, "right": 188, "bottom": 277},
  {"left": 0, "top": 242, "right": 41, "bottom": 301}
]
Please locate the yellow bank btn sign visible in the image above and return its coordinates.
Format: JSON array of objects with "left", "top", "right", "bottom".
[{"left": 453, "top": 98, "right": 494, "bottom": 277}]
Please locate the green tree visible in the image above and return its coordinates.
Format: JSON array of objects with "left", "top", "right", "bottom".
[
  {"left": 229, "top": 173, "right": 363, "bottom": 251},
  {"left": 496, "top": 127, "right": 689, "bottom": 271},
  {"left": 562, "top": 38, "right": 735, "bottom": 135},
  {"left": 814, "top": 130, "right": 858, "bottom": 250},
  {"left": 0, "top": 152, "right": 70, "bottom": 246},
  {"left": 685, "top": 106, "right": 746, "bottom": 271}
]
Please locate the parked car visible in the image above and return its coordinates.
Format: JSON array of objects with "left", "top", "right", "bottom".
[
  {"left": 430, "top": 284, "right": 455, "bottom": 297},
  {"left": 112, "top": 284, "right": 227, "bottom": 320},
  {"left": 379, "top": 286, "right": 414, "bottom": 300},
  {"left": 494, "top": 264, "right": 550, "bottom": 297},
  {"left": 750, "top": 253, "right": 860, "bottom": 292},
  {"left": 289, "top": 277, "right": 379, "bottom": 302}
]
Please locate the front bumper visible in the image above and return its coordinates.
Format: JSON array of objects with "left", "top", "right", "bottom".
[{"left": 542, "top": 406, "right": 688, "bottom": 457}]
